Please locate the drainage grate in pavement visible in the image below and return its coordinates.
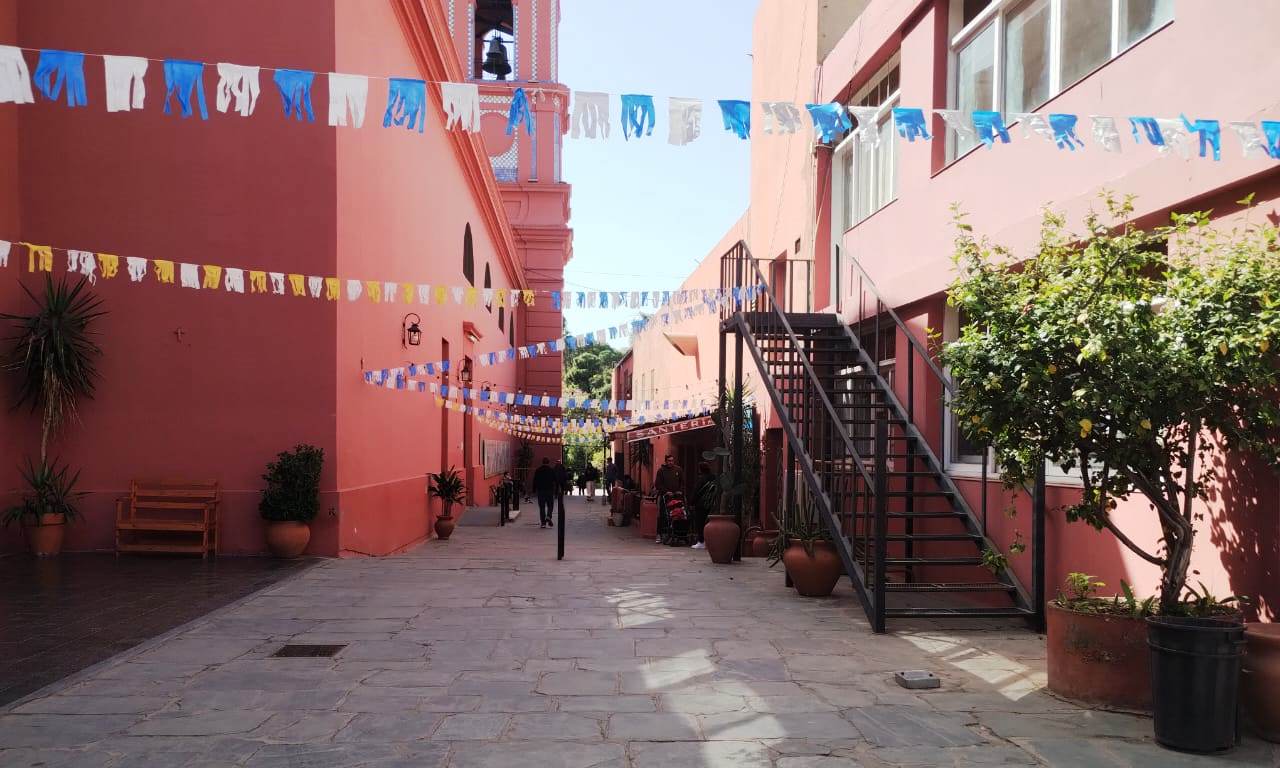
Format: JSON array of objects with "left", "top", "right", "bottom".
[{"left": 271, "top": 644, "right": 346, "bottom": 658}]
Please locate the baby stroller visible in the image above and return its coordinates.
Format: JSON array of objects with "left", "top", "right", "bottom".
[{"left": 660, "top": 491, "right": 692, "bottom": 547}]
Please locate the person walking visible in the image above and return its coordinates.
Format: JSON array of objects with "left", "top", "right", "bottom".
[
  {"left": 532, "top": 458, "right": 557, "bottom": 529},
  {"left": 653, "top": 454, "right": 683, "bottom": 544},
  {"left": 584, "top": 463, "right": 599, "bottom": 503},
  {"left": 553, "top": 460, "right": 569, "bottom": 527},
  {"left": 604, "top": 459, "right": 618, "bottom": 492}
]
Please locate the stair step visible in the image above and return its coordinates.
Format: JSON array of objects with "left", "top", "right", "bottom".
[
  {"left": 884, "top": 490, "right": 953, "bottom": 497},
  {"left": 885, "top": 511, "right": 971, "bottom": 519},
  {"left": 883, "top": 581, "right": 1016, "bottom": 593},
  {"left": 884, "top": 533, "right": 981, "bottom": 542},
  {"left": 883, "top": 606, "right": 1032, "bottom": 618},
  {"left": 883, "top": 557, "right": 984, "bottom": 566}
]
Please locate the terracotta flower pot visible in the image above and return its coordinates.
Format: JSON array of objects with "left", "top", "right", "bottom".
[
  {"left": 749, "top": 530, "right": 778, "bottom": 558},
  {"left": 434, "top": 514, "right": 457, "bottom": 540},
  {"left": 782, "top": 541, "right": 842, "bottom": 597},
  {"left": 703, "top": 515, "right": 740, "bottom": 564},
  {"left": 23, "top": 513, "right": 66, "bottom": 557},
  {"left": 1046, "top": 602, "right": 1150, "bottom": 710},
  {"left": 265, "top": 521, "right": 310, "bottom": 558},
  {"left": 1243, "top": 622, "right": 1280, "bottom": 742}
]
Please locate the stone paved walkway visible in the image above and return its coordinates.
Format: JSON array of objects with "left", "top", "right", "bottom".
[{"left": 1, "top": 497, "right": 1276, "bottom": 767}]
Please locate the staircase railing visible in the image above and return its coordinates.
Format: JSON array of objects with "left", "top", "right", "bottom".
[
  {"left": 720, "top": 241, "right": 885, "bottom": 623},
  {"left": 842, "top": 253, "right": 1045, "bottom": 630}
]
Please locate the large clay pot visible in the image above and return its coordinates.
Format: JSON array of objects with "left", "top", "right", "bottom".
[
  {"left": 1243, "top": 622, "right": 1280, "bottom": 742},
  {"left": 434, "top": 514, "right": 457, "bottom": 540},
  {"left": 782, "top": 541, "right": 842, "bottom": 597},
  {"left": 23, "top": 513, "right": 66, "bottom": 557},
  {"left": 749, "top": 530, "right": 778, "bottom": 558},
  {"left": 703, "top": 515, "right": 740, "bottom": 564},
  {"left": 1046, "top": 602, "right": 1150, "bottom": 710},
  {"left": 265, "top": 521, "right": 310, "bottom": 558}
]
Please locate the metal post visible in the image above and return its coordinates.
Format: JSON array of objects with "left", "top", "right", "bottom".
[
  {"left": 500, "top": 484, "right": 508, "bottom": 526},
  {"left": 557, "top": 491, "right": 566, "bottom": 561},
  {"left": 1031, "top": 461, "right": 1046, "bottom": 632},
  {"left": 732, "top": 331, "right": 745, "bottom": 562},
  {"left": 873, "top": 410, "right": 888, "bottom": 634}
]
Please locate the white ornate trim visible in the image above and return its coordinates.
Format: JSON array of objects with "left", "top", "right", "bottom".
[
  {"left": 467, "top": 4, "right": 475, "bottom": 79},
  {"left": 448, "top": 0, "right": 455, "bottom": 35},
  {"left": 550, "top": 0, "right": 558, "bottom": 82},
  {"left": 531, "top": 0, "right": 539, "bottom": 81},
  {"left": 512, "top": 4, "right": 520, "bottom": 81}
]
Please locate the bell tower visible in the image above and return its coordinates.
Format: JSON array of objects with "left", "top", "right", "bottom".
[{"left": 444, "top": 0, "right": 572, "bottom": 466}]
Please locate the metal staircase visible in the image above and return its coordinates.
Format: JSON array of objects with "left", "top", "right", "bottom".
[{"left": 718, "top": 242, "right": 1044, "bottom": 632}]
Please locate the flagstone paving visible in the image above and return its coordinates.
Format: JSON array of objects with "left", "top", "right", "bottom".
[{"left": 1, "top": 496, "right": 1276, "bottom": 767}]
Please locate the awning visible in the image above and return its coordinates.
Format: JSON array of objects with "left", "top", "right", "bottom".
[{"left": 625, "top": 415, "right": 716, "bottom": 443}]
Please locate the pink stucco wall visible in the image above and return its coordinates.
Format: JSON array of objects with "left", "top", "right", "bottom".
[
  {"left": 815, "top": 0, "right": 1280, "bottom": 617},
  {"left": 0, "top": 0, "right": 560, "bottom": 557}
]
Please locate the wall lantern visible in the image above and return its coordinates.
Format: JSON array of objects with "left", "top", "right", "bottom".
[
  {"left": 402, "top": 314, "right": 422, "bottom": 347},
  {"left": 460, "top": 358, "right": 473, "bottom": 384}
]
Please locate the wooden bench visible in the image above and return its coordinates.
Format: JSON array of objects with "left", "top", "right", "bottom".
[{"left": 115, "top": 481, "right": 220, "bottom": 557}]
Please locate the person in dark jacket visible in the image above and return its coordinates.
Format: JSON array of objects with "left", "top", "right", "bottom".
[
  {"left": 532, "top": 458, "right": 558, "bottom": 528},
  {"left": 553, "top": 460, "right": 569, "bottom": 525}
]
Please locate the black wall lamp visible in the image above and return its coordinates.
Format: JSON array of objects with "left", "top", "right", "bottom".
[{"left": 402, "top": 313, "right": 422, "bottom": 347}]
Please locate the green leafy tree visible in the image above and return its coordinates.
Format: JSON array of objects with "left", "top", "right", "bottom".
[
  {"left": 563, "top": 343, "right": 624, "bottom": 401},
  {"left": 944, "top": 195, "right": 1280, "bottom": 613}
]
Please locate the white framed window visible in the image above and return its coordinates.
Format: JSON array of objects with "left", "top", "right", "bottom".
[
  {"left": 947, "top": 0, "right": 1172, "bottom": 160},
  {"left": 834, "top": 58, "right": 900, "bottom": 230}
]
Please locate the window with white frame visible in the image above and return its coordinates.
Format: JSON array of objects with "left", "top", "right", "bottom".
[
  {"left": 834, "top": 59, "right": 900, "bottom": 230},
  {"left": 948, "top": 0, "right": 1173, "bottom": 159}
]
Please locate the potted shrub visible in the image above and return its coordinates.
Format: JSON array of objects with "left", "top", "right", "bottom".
[
  {"left": 258, "top": 445, "right": 323, "bottom": 558},
  {"left": 697, "top": 447, "right": 739, "bottom": 564},
  {"left": 1243, "top": 622, "right": 1280, "bottom": 743},
  {"left": 946, "top": 196, "right": 1279, "bottom": 752},
  {"left": 2, "top": 275, "right": 104, "bottom": 556},
  {"left": 428, "top": 467, "right": 466, "bottom": 540},
  {"left": 768, "top": 512, "right": 841, "bottom": 598},
  {"left": 3, "top": 458, "right": 84, "bottom": 557}
]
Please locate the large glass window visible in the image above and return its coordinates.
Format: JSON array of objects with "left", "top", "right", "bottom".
[
  {"left": 834, "top": 60, "right": 900, "bottom": 230},
  {"left": 948, "top": 0, "right": 1172, "bottom": 160}
]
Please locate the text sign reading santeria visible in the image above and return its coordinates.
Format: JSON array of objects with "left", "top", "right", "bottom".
[{"left": 626, "top": 416, "right": 715, "bottom": 443}]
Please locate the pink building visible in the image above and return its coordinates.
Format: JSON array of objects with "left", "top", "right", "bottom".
[
  {"left": 0, "top": 0, "right": 571, "bottom": 557},
  {"left": 620, "top": 0, "right": 1278, "bottom": 626}
]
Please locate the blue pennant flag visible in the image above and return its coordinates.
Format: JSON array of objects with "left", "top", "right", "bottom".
[
  {"left": 1264, "top": 121, "right": 1280, "bottom": 159},
  {"left": 1048, "top": 114, "right": 1084, "bottom": 151},
  {"left": 577, "top": 292, "right": 586, "bottom": 307},
  {"left": 598, "top": 293, "right": 608, "bottom": 309},
  {"left": 507, "top": 87, "right": 534, "bottom": 136},
  {"left": 1181, "top": 115, "right": 1221, "bottom": 161},
  {"left": 551, "top": 292, "right": 562, "bottom": 309},
  {"left": 893, "top": 108, "right": 930, "bottom": 142},
  {"left": 718, "top": 100, "right": 751, "bottom": 139},
  {"left": 162, "top": 60, "right": 207, "bottom": 119},
  {"left": 498, "top": 392, "right": 509, "bottom": 405},
  {"left": 1129, "top": 117, "right": 1164, "bottom": 147},
  {"left": 972, "top": 111, "right": 1010, "bottom": 146},
  {"left": 425, "top": 362, "right": 436, "bottom": 376},
  {"left": 641, "top": 291, "right": 649, "bottom": 306},
  {"left": 621, "top": 94, "right": 656, "bottom": 140},
  {"left": 480, "top": 389, "right": 491, "bottom": 402},
  {"left": 564, "top": 398, "right": 577, "bottom": 409},
  {"left": 384, "top": 78, "right": 427, "bottom": 133},
  {"left": 364, "top": 371, "right": 373, "bottom": 383},
  {"left": 34, "top": 50, "right": 88, "bottom": 108},
  {"left": 565, "top": 336, "right": 577, "bottom": 350},
  {"left": 440, "top": 360, "right": 450, "bottom": 372},
  {"left": 273, "top": 69, "right": 315, "bottom": 122},
  {"left": 526, "top": 344, "right": 537, "bottom": 358},
  {"left": 506, "top": 348, "right": 516, "bottom": 361},
  {"left": 515, "top": 393, "right": 526, "bottom": 405},
  {"left": 806, "top": 103, "right": 852, "bottom": 143}
]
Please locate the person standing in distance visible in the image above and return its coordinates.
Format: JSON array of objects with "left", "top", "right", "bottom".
[{"left": 532, "top": 458, "right": 558, "bottom": 528}]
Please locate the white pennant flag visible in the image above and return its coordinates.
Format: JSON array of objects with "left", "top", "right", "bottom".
[
  {"left": 451, "top": 287, "right": 464, "bottom": 304},
  {"left": 224, "top": 267, "right": 245, "bottom": 293},
  {"left": 1228, "top": 121, "right": 1273, "bottom": 159},
  {"left": 1091, "top": 116, "right": 1122, "bottom": 153},
  {"left": 383, "top": 281, "right": 398, "bottom": 302},
  {"left": 847, "top": 106, "right": 882, "bottom": 147},
  {"left": 418, "top": 284, "right": 432, "bottom": 304},
  {"left": 347, "top": 279, "right": 363, "bottom": 301},
  {"left": 269, "top": 272, "right": 286, "bottom": 295},
  {"left": 308, "top": 276, "right": 323, "bottom": 298},
  {"left": 482, "top": 288, "right": 494, "bottom": 306},
  {"left": 328, "top": 73, "right": 369, "bottom": 128},
  {"left": 936, "top": 109, "right": 977, "bottom": 146},
  {"left": 179, "top": 263, "right": 201, "bottom": 289},
  {"left": 215, "top": 63, "right": 260, "bottom": 117},
  {"left": 1011, "top": 112, "right": 1054, "bottom": 143},
  {"left": 668, "top": 97, "right": 702, "bottom": 146},
  {"left": 103, "top": 55, "right": 147, "bottom": 112},
  {"left": 1155, "top": 118, "right": 1194, "bottom": 159},
  {"left": 0, "top": 240, "right": 10, "bottom": 268}
]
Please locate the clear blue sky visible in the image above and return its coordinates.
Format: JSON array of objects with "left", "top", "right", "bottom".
[{"left": 558, "top": 0, "right": 757, "bottom": 342}]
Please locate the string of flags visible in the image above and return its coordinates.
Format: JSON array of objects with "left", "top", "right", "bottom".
[
  {"left": 362, "top": 370, "right": 713, "bottom": 416},
  {"left": 0, "top": 238, "right": 746, "bottom": 312},
  {"left": 407, "top": 381, "right": 715, "bottom": 434},
  {"left": 3, "top": 44, "right": 1274, "bottom": 158},
  {"left": 359, "top": 283, "right": 761, "bottom": 378}
]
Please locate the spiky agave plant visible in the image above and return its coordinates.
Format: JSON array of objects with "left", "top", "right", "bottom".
[{"left": 2, "top": 274, "right": 105, "bottom": 461}]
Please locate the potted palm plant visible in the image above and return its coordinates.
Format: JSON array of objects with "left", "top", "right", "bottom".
[
  {"left": 428, "top": 467, "right": 466, "bottom": 540},
  {"left": 768, "top": 509, "right": 841, "bottom": 597},
  {"left": 1, "top": 274, "right": 104, "bottom": 556},
  {"left": 3, "top": 458, "right": 84, "bottom": 556},
  {"left": 258, "top": 445, "right": 323, "bottom": 558}
]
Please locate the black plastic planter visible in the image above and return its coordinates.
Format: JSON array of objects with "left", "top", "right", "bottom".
[{"left": 1147, "top": 616, "right": 1246, "bottom": 753}]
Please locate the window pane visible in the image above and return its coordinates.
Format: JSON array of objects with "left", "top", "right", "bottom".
[
  {"left": 954, "top": 22, "right": 995, "bottom": 157},
  {"left": 876, "top": 116, "right": 895, "bottom": 209},
  {"left": 1120, "top": 0, "right": 1172, "bottom": 47},
  {"left": 842, "top": 146, "right": 854, "bottom": 231},
  {"left": 963, "top": 0, "right": 995, "bottom": 26},
  {"left": 1004, "top": 0, "right": 1052, "bottom": 113},
  {"left": 1061, "top": 0, "right": 1113, "bottom": 87}
]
